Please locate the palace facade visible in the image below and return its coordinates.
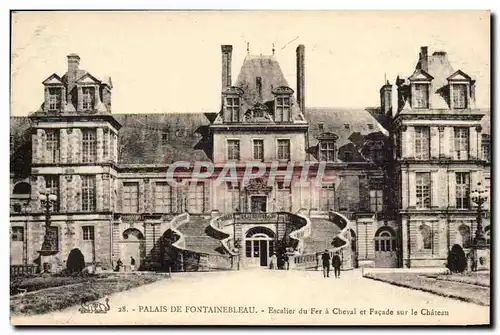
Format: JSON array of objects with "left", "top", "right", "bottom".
[{"left": 9, "top": 45, "right": 490, "bottom": 272}]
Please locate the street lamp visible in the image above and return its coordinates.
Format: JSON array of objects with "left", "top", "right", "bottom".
[
  {"left": 470, "top": 182, "right": 489, "bottom": 248},
  {"left": 39, "top": 192, "right": 58, "bottom": 254}
]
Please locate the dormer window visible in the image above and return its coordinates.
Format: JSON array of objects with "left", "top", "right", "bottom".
[
  {"left": 222, "top": 86, "right": 244, "bottom": 123},
  {"left": 275, "top": 97, "right": 291, "bottom": 122},
  {"left": 414, "top": 83, "right": 429, "bottom": 109},
  {"left": 48, "top": 88, "right": 62, "bottom": 111},
  {"left": 409, "top": 69, "right": 433, "bottom": 109},
  {"left": 319, "top": 140, "right": 336, "bottom": 161},
  {"left": 272, "top": 86, "right": 294, "bottom": 123},
  {"left": 452, "top": 84, "right": 467, "bottom": 109},
  {"left": 316, "top": 132, "right": 339, "bottom": 162},
  {"left": 447, "top": 70, "right": 472, "bottom": 110},
  {"left": 82, "top": 87, "right": 95, "bottom": 110}
]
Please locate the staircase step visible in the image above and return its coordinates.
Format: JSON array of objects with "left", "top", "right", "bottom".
[{"left": 302, "top": 218, "right": 343, "bottom": 254}]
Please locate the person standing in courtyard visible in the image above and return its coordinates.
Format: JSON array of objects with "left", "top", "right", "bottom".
[
  {"left": 282, "top": 253, "right": 290, "bottom": 270},
  {"left": 332, "top": 251, "right": 342, "bottom": 278},
  {"left": 321, "top": 250, "right": 331, "bottom": 278},
  {"left": 269, "top": 253, "right": 277, "bottom": 270},
  {"left": 130, "top": 256, "right": 136, "bottom": 272}
]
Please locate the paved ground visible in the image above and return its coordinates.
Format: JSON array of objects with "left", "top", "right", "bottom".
[{"left": 11, "top": 269, "right": 489, "bottom": 326}]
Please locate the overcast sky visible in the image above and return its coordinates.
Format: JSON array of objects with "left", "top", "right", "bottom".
[{"left": 11, "top": 11, "right": 490, "bottom": 116}]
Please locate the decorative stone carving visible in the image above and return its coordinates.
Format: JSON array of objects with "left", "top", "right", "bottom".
[
  {"left": 271, "top": 86, "right": 294, "bottom": 95},
  {"left": 244, "top": 178, "right": 273, "bottom": 194},
  {"left": 65, "top": 175, "right": 73, "bottom": 182}
]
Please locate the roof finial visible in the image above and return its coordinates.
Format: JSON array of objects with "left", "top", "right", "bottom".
[
  {"left": 272, "top": 43, "right": 275, "bottom": 55},
  {"left": 247, "top": 42, "right": 250, "bottom": 54},
  {"left": 384, "top": 73, "right": 387, "bottom": 84}
]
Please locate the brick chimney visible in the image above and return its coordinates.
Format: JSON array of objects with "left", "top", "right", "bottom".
[
  {"left": 296, "top": 45, "right": 305, "bottom": 114},
  {"left": 66, "top": 53, "right": 80, "bottom": 101},
  {"left": 419, "top": 46, "right": 428, "bottom": 72},
  {"left": 221, "top": 45, "right": 233, "bottom": 90}
]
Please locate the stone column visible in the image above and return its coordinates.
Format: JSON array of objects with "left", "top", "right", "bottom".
[
  {"left": 44, "top": 87, "right": 49, "bottom": 112},
  {"left": 77, "top": 86, "right": 83, "bottom": 111},
  {"left": 401, "top": 217, "right": 410, "bottom": 268},
  {"left": 96, "top": 174, "right": 104, "bottom": 212},
  {"left": 406, "top": 126, "right": 415, "bottom": 159},
  {"left": 448, "top": 171, "right": 456, "bottom": 208},
  {"left": 59, "top": 129, "right": 68, "bottom": 163},
  {"left": 408, "top": 171, "right": 416, "bottom": 208},
  {"left": 356, "top": 215, "right": 375, "bottom": 267},
  {"left": 469, "top": 126, "right": 478, "bottom": 160},
  {"left": 96, "top": 128, "right": 104, "bottom": 163},
  {"left": 430, "top": 127, "right": 439, "bottom": 159},
  {"left": 431, "top": 170, "right": 440, "bottom": 208}
]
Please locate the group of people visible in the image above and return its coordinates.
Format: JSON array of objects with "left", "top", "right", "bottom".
[
  {"left": 321, "top": 250, "right": 342, "bottom": 278},
  {"left": 268, "top": 252, "right": 290, "bottom": 270},
  {"left": 114, "top": 256, "right": 136, "bottom": 272}
]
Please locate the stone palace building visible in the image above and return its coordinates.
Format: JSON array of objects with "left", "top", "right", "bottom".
[{"left": 9, "top": 45, "right": 490, "bottom": 273}]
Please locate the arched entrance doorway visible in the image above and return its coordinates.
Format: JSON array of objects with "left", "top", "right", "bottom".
[
  {"left": 120, "top": 228, "right": 145, "bottom": 271},
  {"left": 374, "top": 226, "right": 398, "bottom": 268},
  {"left": 245, "top": 227, "right": 275, "bottom": 268}
]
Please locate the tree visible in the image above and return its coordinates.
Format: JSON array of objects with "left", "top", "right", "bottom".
[
  {"left": 447, "top": 244, "right": 467, "bottom": 273},
  {"left": 66, "top": 248, "right": 86, "bottom": 273}
]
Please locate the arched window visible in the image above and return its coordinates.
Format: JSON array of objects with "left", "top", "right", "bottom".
[
  {"left": 13, "top": 182, "right": 31, "bottom": 195},
  {"left": 417, "top": 224, "right": 432, "bottom": 250},
  {"left": 375, "top": 227, "right": 396, "bottom": 252},
  {"left": 485, "top": 225, "right": 490, "bottom": 246},
  {"left": 457, "top": 224, "right": 471, "bottom": 249}
]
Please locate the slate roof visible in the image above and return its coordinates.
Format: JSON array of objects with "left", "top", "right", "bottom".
[
  {"left": 217, "top": 54, "right": 305, "bottom": 123},
  {"left": 114, "top": 113, "right": 211, "bottom": 165},
  {"left": 10, "top": 104, "right": 490, "bottom": 169}
]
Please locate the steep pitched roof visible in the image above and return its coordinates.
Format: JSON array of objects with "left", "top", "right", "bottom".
[
  {"left": 417, "top": 51, "right": 455, "bottom": 109},
  {"left": 305, "top": 108, "right": 389, "bottom": 162},
  {"left": 115, "top": 113, "right": 211, "bottom": 165},
  {"left": 228, "top": 54, "right": 304, "bottom": 122}
]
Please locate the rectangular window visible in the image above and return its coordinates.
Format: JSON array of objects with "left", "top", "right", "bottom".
[
  {"left": 414, "top": 83, "right": 429, "bottom": 108},
  {"left": 187, "top": 182, "right": 205, "bottom": 213},
  {"left": 415, "top": 127, "right": 430, "bottom": 160},
  {"left": 82, "top": 87, "right": 95, "bottom": 110},
  {"left": 45, "top": 129, "right": 60, "bottom": 163},
  {"left": 81, "top": 175, "right": 96, "bottom": 212},
  {"left": 319, "top": 140, "right": 336, "bottom": 161},
  {"left": 227, "top": 182, "right": 241, "bottom": 212},
  {"left": 253, "top": 139, "right": 264, "bottom": 161},
  {"left": 277, "top": 139, "right": 291, "bottom": 160},
  {"left": 103, "top": 130, "right": 109, "bottom": 159},
  {"left": 227, "top": 140, "right": 240, "bottom": 160},
  {"left": 225, "top": 97, "right": 240, "bottom": 122},
  {"left": 82, "top": 129, "right": 97, "bottom": 163},
  {"left": 154, "top": 182, "right": 172, "bottom": 213},
  {"left": 48, "top": 88, "right": 61, "bottom": 111},
  {"left": 275, "top": 96, "right": 291, "bottom": 122},
  {"left": 416, "top": 172, "right": 431, "bottom": 209},
  {"left": 456, "top": 172, "right": 470, "bottom": 209},
  {"left": 370, "top": 189, "right": 383, "bottom": 212},
  {"left": 82, "top": 226, "right": 95, "bottom": 241},
  {"left": 45, "top": 175, "right": 60, "bottom": 212},
  {"left": 11, "top": 227, "right": 24, "bottom": 242},
  {"left": 454, "top": 127, "right": 469, "bottom": 160},
  {"left": 122, "top": 182, "right": 139, "bottom": 213},
  {"left": 453, "top": 84, "right": 467, "bottom": 109},
  {"left": 319, "top": 184, "right": 335, "bottom": 211}
]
